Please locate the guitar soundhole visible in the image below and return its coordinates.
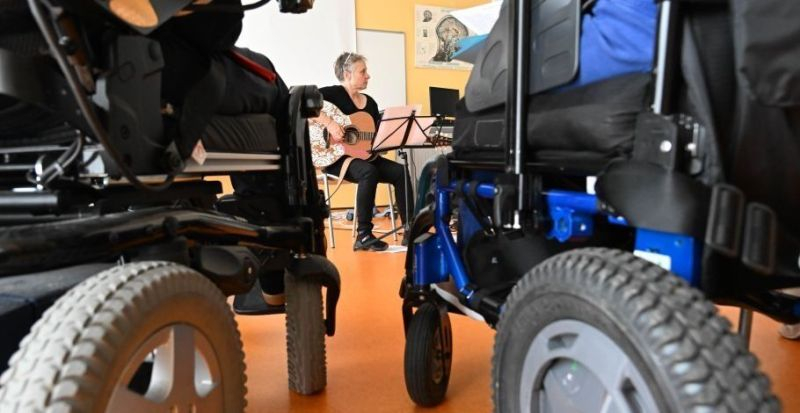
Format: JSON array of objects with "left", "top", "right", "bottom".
[{"left": 344, "top": 128, "right": 358, "bottom": 145}]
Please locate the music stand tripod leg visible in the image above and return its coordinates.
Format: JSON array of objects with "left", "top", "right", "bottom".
[{"left": 398, "top": 149, "right": 412, "bottom": 239}]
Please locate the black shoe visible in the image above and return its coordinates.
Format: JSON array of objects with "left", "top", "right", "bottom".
[{"left": 354, "top": 232, "right": 389, "bottom": 251}]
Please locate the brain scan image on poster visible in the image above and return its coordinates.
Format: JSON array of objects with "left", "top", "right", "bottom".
[{"left": 415, "top": 5, "right": 473, "bottom": 70}]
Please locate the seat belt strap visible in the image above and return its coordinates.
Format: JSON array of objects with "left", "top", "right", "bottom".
[{"left": 327, "top": 156, "right": 355, "bottom": 200}]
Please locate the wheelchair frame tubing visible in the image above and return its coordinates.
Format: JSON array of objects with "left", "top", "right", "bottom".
[
  {"left": 412, "top": 181, "right": 495, "bottom": 303},
  {"left": 412, "top": 179, "right": 705, "bottom": 304}
]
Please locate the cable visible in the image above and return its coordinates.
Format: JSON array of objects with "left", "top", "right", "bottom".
[
  {"left": 28, "top": 0, "right": 175, "bottom": 191},
  {"left": 185, "top": 0, "right": 272, "bottom": 13},
  {"left": 27, "top": 133, "right": 82, "bottom": 186}
]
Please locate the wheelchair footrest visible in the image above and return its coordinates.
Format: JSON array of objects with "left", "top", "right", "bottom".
[
  {"left": 232, "top": 299, "right": 285, "bottom": 316},
  {"left": 232, "top": 279, "right": 286, "bottom": 316}
]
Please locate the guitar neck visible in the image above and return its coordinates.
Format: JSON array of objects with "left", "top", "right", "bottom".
[{"left": 355, "top": 132, "right": 374, "bottom": 141}]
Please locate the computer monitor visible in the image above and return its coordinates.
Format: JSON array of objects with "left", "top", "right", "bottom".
[{"left": 429, "top": 86, "right": 459, "bottom": 118}]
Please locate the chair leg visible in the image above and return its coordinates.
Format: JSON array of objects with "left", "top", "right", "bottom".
[
  {"left": 322, "top": 174, "right": 335, "bottom": 248},
  {"left": 388, "top": 184, "right": 398, "bottom": 241}
]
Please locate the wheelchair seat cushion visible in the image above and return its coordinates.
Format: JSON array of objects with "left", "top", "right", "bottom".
[
  {"left": 452, "top": 73, "right": 650, "bottom": 163},
  {"left": 200, "top": 113, "right": 280, "bottom": 153}
]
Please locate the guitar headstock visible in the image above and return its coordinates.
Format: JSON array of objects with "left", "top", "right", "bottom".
[{"left": 428, "top": 134, "right": 453, "bottom": 147}]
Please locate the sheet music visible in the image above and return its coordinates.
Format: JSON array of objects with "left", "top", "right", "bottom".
[{"left": 372, "top": 105, "right": 436, "bottom": 152}]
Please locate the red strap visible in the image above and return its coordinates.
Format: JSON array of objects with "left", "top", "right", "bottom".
[{"left": 227, "top": 49, "right": 277, "bottom": 84}]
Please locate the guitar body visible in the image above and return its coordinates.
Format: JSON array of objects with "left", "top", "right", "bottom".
[{"left": 309, "top": 101, "right": 378, "bottom": 168}]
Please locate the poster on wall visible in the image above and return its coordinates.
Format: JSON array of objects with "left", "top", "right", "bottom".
[{"left": 414, "top": 5, "right": 474, "bottom": 70}]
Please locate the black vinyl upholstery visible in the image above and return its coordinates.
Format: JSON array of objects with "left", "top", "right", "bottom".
[
  {"left": 453, "top": 73, "right": 650, "bottom": 164},
  {"left": 201, "top": 113, "right": 280, "bottom": 153}
]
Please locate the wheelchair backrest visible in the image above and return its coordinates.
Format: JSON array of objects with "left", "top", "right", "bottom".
[{"left": 464, "top": 0, "right": 581, "bottom": 113}]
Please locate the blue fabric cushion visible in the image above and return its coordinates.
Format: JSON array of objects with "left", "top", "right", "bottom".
[{"left": 574, "top": 0, "right": 658, "bottom": 87}]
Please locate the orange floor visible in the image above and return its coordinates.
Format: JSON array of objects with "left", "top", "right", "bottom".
[{"left": 236, "top": 221, "right": 800, "bottom": 412}]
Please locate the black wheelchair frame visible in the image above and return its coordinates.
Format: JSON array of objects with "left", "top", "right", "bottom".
[{"left": 0, "top": 0, "right": 340, "bottom": 409}]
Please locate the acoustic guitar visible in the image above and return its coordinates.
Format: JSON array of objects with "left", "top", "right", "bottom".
[{"left": 309, "top": 101, "right": 377, "bottom": 168}]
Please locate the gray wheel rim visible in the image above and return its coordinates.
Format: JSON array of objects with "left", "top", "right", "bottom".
[
  {"left": 518, "top": 319, "right": 659, "bottom": 413},
  {"left": 108, "top": 323, "right": 223, "bottom": 412}
]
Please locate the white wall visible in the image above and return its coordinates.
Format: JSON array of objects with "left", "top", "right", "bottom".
[
  {"left": 236, "top": 1, "right": 357, "bottom": 88},
  {"left": 356, "top": 29, "right": 407, "bottom": 108}
]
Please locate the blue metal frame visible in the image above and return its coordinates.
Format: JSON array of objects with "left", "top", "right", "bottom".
[
  {"left": 412, "top": 181, "right": 704, "bottom": 304},
  {"left": 413, "top": 181, "right": 495, "bottom": 303},
  {"left": 634, "top": 228, "right": 701, "bottom": 285},
  {"left": 545, "top": 190, "right": 598, "bottom": 242}
]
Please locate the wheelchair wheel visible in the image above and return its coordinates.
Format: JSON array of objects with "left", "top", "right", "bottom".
[
  {"left": 404, "top": 302, "right": 453, "bottom": 407},
  {"left": 493, "top": 248, "right": 779, "bottom": 413},
  {"left": 0, "top": 262, "right": 247, "bottom": 413},
  {"left": 284, "top": 271, "right": 327, "bottom": 395}
]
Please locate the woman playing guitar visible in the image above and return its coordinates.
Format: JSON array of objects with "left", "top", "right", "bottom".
[{"left": 310, "top": 52, "right": 413, "bottom": 252}]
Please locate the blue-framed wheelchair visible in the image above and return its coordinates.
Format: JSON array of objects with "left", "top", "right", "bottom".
[
  {"left": 0, "top": 1, "right": 338, "bottom": 411},
  {"left": 402, "top": 0, "right": 799, "bottom": 410}
]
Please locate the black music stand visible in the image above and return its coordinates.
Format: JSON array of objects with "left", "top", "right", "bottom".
[{"left": 370, "top": 107, "right": 443, "bottom": 243}]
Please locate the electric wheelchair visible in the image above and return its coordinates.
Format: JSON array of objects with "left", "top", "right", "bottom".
[
  {"left": 0, "top": 0, "right": 340, "bottom": 411},
  {"left": 402, "top": 0, "right": 799, "bottom": 411}
]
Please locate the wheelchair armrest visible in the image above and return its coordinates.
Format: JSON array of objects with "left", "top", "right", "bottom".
[
  {"left": 284, "top": 85, "right": 323, "bottom": 207},
  {"left": 290, "top": 85, "right": 323, "bottom": 119}
]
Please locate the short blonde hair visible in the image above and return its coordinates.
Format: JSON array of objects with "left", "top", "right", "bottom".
[{"left": 334, "top": 52, "right": 366, "bottom": 81}]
